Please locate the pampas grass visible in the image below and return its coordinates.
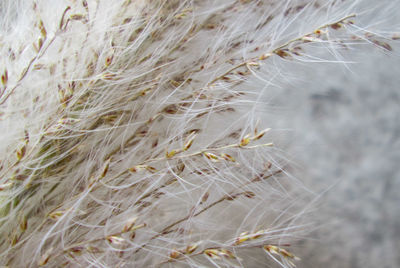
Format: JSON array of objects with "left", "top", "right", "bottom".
[{"left": 0, "top": 0, "right": 398, "bottom": 267}]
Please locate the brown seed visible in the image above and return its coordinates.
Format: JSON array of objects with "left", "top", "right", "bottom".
[
  {"left": 166, "top": 150, "right": 176, "bottom": 158},
  {"left": 243, "top": 191, "right": 256, "bottom": 198},
  {"left": 184, "top": 132, "right": 196, "bottom": 151},
  {"left": 220, "top": 153, "right": 236, "bottom": 162},
  {"left": 240, "top": 134, "right": 251, "bottom": 146},
  {"left": 87, "top": 246, "right": 101, "bottom": 253},
  {"left": 1, "top": 70, "right": 8, "bottom": 86},
  {"left": 371, "top": 39, "right": 393, "bottom": 51},
  {"left": 100, "top": 158, "right": 111, "bottom": 178},
  {"left": 254, "top": 128, "right": 270, "bottom": 140},
  {"left": 16, "top": 145, "right": 26, "bottom": 161},
  {"left": 19, "top": 216, "right": 28, "bottom": 231},
  {"left": 169, "top": 249, "right": 182, "bottom": 259},
  {"left": 39, "top": 20, "right": 47, "bottom": 37},
  {"left": 274, "top": 49, "right": 290, "bottom": 58},
  {"left": 186, "top": 243, "right": 198, "bottom": 254},
  {"left": 392, "top": 33, "right": 400, "bottom": 40},
  {"left": 163, "top": 104, "right": 179, "bottom": 114},
  {"left": 203, "top": 152, "right": 219, "bottom": 161},
  {"left": 201, "top": 192, "right": 209, "bottom": 203},
  {"left": 48, "top": 210, "right": 67, "bottom": 220},
  {"left": 330, "top": 23, "right": 342, "bottom": 30},
  {"left": 122, "top": 217, "right": 138, "bottom": 232},
  {"left": 70, "top": 14, "right": 85, "bottom": 20},
  {"left": 38, "top": 247, "right": 53, "bottom": 266},
  {"left": 38, "top": 37, "right": 44, "bottom": 50},
  {"left": 107, "top": 236, "right": 125, "bottom": 245},
  {"left": 69, "top": 246, "right": 84, "bottom": 254}
]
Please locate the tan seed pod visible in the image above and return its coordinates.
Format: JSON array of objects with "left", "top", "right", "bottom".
[
  {"left": 183, "top": 132, "right": 196, "bottom": 151},
  {"left": 201, "top": 192, "right": 209, "bottom": 203},
  {"left": 185, "top": 243, "right": 199, "bottom": 254},
  {"left": 220, "top": 153, "right": 236, "bottom": 162},
  {"left": 1, "top": 69, "right": 8, "bottom": 86},
  {"left": 253, "top": 128, "right": 271, "bottom": 140},
  {"left": 38, "top": 247, "right": 53, "bottom": 266},
  {"left": 203, "top": 152, "right": 219, "bottom": 162},
  {"left": 0, "top": 182, "right": 13, "bottom": 191},
  {"left": 259, "top": 53, "right": 272, "bottom": 60},
  {"left": 16, "top": 145, "right": 26, "bottom": 161},
  {"left": 86, "top": 246, "right": 101, "bottom": 253},
  {"left": 102, "top": 72, "right": 116, "bottom": 80},
  {"left": 243, "top": 191, "right": 256, "bottom": 198},
  {"left": 122, "top": 217, "right": 138, "bottom": 232},
  {"left": 48, "top": 210, "right": 67, "bottom": 220},
  {"left": 129, "top": 165, "right": 156, "bottom": 173},
  {"left": 330, "top": 22, "right": 342, "bottom": 30},
  {"left": 38, "top": 37, "right": 44, "bottom": 50},
  {"left": 240, "top": 134, "right": 251, "bottom": 146},
  {"left": 371, "top": 39, "right": 393, "bottom": 51},
  {"left": 39, "top": 20, "right": 47, "bottom": 38},
  {"left": 107, "top": 236, "right": 126, "bottom": 246},
  {"left": 105, "top": 56, "right": 113, "bottom": 67},
  {"left": 19, "top": 215, "right": 28, "bottom": 231},
  {"left": 70, "top": 14, "right": 85, "bottom": 20},
  {"left": 234, "top": 231, "right": 249, "bottom": 245},
  {"left": 204, "top": 249, "right": 220, "bottom": 259},
  {"left": 219, "top": 249, "right": 236, "bottom": 259},
  {"left": 169, "top": 249, "right": 182, "bottom": 259},
  {"left": 166, "top": 150, "right": 177, "bottom": 158},
  {"left": 100, "top": 158, "right": 111, "bottom": 178},
  {"left": 130, "top": 223, "right": 146, "bottom": 231},
  {"left": 69, "top": 246, "right": 84, "bottom": 254},
  {"left": 274, "top": 49, "right": 291, "bottom": 58}
]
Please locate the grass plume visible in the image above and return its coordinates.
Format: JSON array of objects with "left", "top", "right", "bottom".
[{"left": 0, "top": 0, "right": 398, "bottom": 267}]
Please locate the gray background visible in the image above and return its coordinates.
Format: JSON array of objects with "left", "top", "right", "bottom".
[{"left": 271, "top": 43, "right": 400, "bottom": 267}]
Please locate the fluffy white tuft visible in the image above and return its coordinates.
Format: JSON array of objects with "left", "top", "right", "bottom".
[{"left": 0, "top": 0, "right": 398, "bottom": 267}]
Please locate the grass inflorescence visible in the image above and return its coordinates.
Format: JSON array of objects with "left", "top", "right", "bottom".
[{"left": 0, "top": 0, "right": 398, "bottom": 267}]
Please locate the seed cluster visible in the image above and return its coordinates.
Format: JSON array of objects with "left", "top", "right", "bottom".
[{"left": 0, "top": 0, "right": 396, "bottom": 267}]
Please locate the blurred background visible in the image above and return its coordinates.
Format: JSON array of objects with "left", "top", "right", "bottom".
[{"left": 269, "top": 42, "right": 400, "bottom": 267}]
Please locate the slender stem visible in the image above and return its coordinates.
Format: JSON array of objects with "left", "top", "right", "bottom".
[
  {"left": 206, "top": 13, "right": 357, "bottom": 87},
  {"left": 134, "top": 169, "right": 283, "bottom": 254}
]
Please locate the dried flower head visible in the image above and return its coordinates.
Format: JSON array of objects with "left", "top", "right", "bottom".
[{"left": 0, "top": 0, "right": 397, "bottom": 267}]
